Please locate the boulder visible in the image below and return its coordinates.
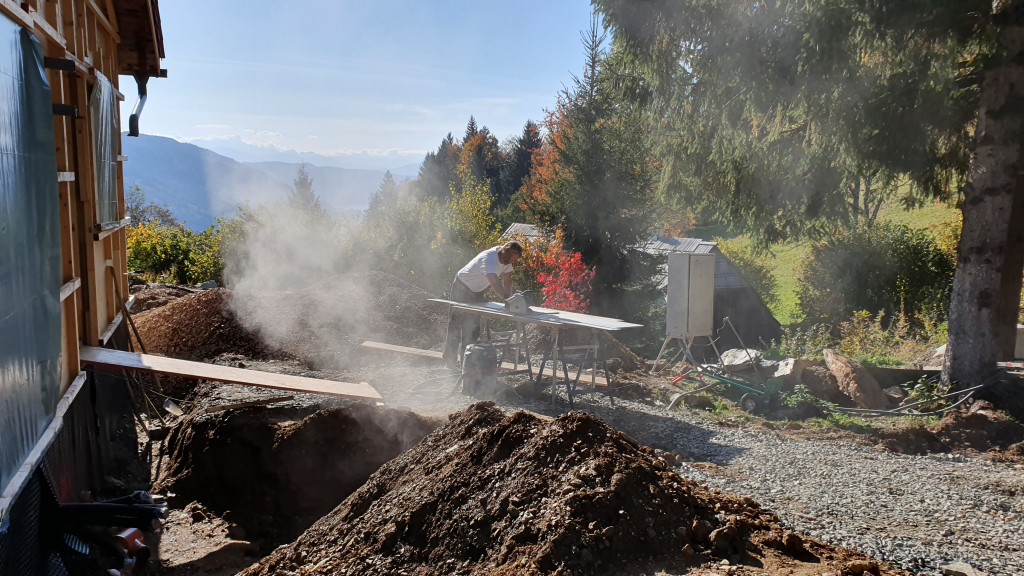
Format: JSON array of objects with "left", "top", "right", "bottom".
[
  {"left": 801, "top": 365, "right": 850, "bottom": 405},
  {"left": 940, "top": 562, "right": 984, "bottom": 576},
  {"left": 772, "top": 357, "right": 825, "bottom": 389},
  {"left": 823, "top": 349, "right": 889, "bottom": 409},
  {"left": 923, "top": 343, "right": 946, "bottom": 370},
  {"left": 719, "top": 348, "right": 762, "bottom": 371},
  {"left": 883, "top": 386, "right": 907, "bottom": 405}
]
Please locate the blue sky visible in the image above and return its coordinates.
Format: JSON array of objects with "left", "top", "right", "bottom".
[{"left": 120, "top": 0, "right": 595, "bottom": 169}]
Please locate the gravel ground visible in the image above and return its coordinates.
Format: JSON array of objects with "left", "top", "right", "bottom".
[{"left": 191, "top": 355, "right": 1024, "bottom": 576}]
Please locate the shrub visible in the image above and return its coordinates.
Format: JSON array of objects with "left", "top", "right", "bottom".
[
  {"left": 796, "top": 223, "right": 955, "bottom": 328},
  {"left": 714, "top": 236, "right": 779, "bottom": 309},
  {"left": 126, "top": 222, "right": 223, "bottom": 285}
]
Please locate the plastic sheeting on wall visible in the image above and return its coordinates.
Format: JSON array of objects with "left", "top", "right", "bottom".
[
  {"left": 0, "top": 19, "right": 62, "bottom": 498},
  {"left": 90, "top": 71, "right": 119, "bottom": 225}
]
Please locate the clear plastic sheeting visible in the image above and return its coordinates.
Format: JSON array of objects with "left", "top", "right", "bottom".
[
  {"left": 90, "top": 71, "right": 119, "bottom": 225},
  {"left": 0, "top": 19, "right": 62, "bottom": 498}
]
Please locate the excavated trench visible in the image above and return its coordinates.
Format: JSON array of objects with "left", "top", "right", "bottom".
[{"left": 154, "top": 401, "right": 441, "bottom": 546}]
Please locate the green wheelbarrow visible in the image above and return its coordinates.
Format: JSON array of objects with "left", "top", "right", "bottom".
[{"left": 676, "top": 364, "right": 784, "bottom": 413}]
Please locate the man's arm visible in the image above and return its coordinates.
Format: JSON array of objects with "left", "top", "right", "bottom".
[
  {"left": 501, "top": 272, "right": 513, "bottom": 297},
  {"left": 485, "top": 273, "right": 508, "bottom": 299}
]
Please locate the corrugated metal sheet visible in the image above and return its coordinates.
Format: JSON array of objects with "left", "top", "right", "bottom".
[
  {"left": 645, "top": 235, "right": 717, "bottom": 255},
  {"left": 0, "top": 22, "right": 62, "bottom": 499},
  {"left": 500, "top": 223, "right": 543, "bottom": 240}
]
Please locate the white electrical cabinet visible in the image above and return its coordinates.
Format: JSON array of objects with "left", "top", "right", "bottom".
[{"left": 666, "top": 253, "right": 715, "bottom": 338}]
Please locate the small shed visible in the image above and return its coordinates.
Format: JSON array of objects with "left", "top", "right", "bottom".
[
  {"left": 646, "top": 236, "right": 782, "bottom": 354},
  {"left": 500, "top": 222, "right": 544, "bottom": 242}
]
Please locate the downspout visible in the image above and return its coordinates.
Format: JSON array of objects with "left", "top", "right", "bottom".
[{"left": 127, "top": 73, "right": 149, "bottom": 137}]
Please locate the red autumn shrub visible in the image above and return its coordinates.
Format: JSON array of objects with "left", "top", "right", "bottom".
[{"left": 537, "top": 243, "right": 594, "bottom": 312}]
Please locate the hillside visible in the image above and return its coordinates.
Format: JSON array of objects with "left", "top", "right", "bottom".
[
  {"left": 122, "top": 135, "right": 292, "bottom": 229},
  {"left": 122, "top": 135, "right": 415, "bottom": 228}
]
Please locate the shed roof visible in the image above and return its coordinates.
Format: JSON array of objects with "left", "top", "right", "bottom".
[
  {"left": 645, "top": 236, "right": 717, "bottom": 255},
  {"left": 501, "top": 223, "right": 543, "bottom": 240}
]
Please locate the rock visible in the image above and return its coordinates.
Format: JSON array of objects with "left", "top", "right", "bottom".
[
  {"left": 199, "top": 280, "right": 218, "bottom": 290},
  {"left": 670, "top": 361, "right": 693, "bottom": 376},
  {"left": 801, "top": 365, "right": 849, "bottom": 405},
  {"left": 719, "top": 348, "right": 763, "bottom": 371},
  {"left": 968, "top": 399, "right": 995, "bottom": 415},
  {"left": 681, "top": 543, "right": 695, "bottom": 556},
  {"left": 782, "top": 531, "right": 804, "bottom": 554},
  {"left": 691, "top": 519, "right": 711, "bottom": 542},
  {"left": 784, "top": 422, "right": 803, "bottom": 430},
  {"left": 883, "top": 386, "right": 907, "bottom": 405},
  {"left": 667, "top": 393, "right": 685, "bottom": 411},
  {"left": 605, "top": 357, "right": 623, "bottom": 374},
  {"left": 940, "top": 562, "right": 984, "bottom": 576},
  {"left": 684, "top": 394, "right": 716, "bottom": 411},
  {"left": 772, "top": 357, "right": 823, "bottom": 389},
  {"left": 923, "top": 343, "right": 946, "bottom": 370},
  {"left": 761, "top": 421, "right": 778, "bottom": 430},
  {"left": 709, "top": 525, "right": 737, "bottom": 552},
  {"left": 580, "top": 548, "right": 594, "bottom": 562},
  {"left": 844, "top": 559, "right": 878, "bottom": 575},
  {"left": 823, "top": 349, "right": 889, "bottom": 409}
]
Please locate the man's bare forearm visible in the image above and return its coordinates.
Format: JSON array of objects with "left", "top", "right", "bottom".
[{"left": 486, "top": 273, "right": 507, "bottom": 299}]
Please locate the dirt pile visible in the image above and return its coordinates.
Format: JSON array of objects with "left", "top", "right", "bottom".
[
  {"left": 876, "top": 400, "right": 1024, "bottom": 460},
  {"left": 130, "top": 285, "right": 197, "bottom": 313},
  {"left": 132, "top": 289, "right": 277, "bottom": 361},
  {"left": 241, "top": 403, "right": 905, "bottom": 576},
  {"left": 232, "top": 272, "right": 448, "bottom": 367},
  {"left": 156, "top": 402, "right": 440, "bottom": 544}
]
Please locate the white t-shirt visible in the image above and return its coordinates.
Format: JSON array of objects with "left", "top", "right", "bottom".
[{"left": 457, "top": 247, "right": 512, "bottom": 292}]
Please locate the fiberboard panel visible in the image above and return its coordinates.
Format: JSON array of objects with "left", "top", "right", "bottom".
[
  {"left": 687, "top": 253, "right": 716, "bottom": 336},
  {"left": 666, "top": 253, "right": 690, "bottom": 339}
]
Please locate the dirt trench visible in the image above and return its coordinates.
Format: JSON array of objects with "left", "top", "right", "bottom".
[{"left": 154, "top": 402, "right": 441, "bottom": 546}]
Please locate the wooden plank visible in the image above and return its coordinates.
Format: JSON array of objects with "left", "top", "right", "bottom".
[
  {"left": 59, "top": 277, "right": 81, "bottom": 301},
  {"left": 97, "top": 310, "right": 121, "bottom": 345},
  {"left": 361, "top": 340, "right": 443, "bottom": 359},
  {"left": 85, "top": 0, "right": 118, "bottom": 41},
  {"left": 79, "top": 346, "right": 383, "bottom": 401},
  {"left": 94, "top": 217, "right": 130, "bottom": 240}
]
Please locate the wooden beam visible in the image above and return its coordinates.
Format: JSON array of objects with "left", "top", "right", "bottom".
[
  {"left": 97, "top": 310, "right": 121, "bottom": 346},
  {"left": 85, "top": 0, "right": 118, "bottom": 42},
  {"left": 361, "top": 340, "right": 443, "bottom": 359},
  {"left": 79, "top": 346, "right": 384, "bottom": 401},
  {"left": 59, "top": 277, "right": 81, "bottom": 301},
  {"left": 94, "top": 217, "right": 130, "bottom": 240},
  {"left": 33, "top": 10, "right": 66, "bottom": 48}
]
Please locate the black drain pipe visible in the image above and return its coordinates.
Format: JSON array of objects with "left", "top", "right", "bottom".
[{"left": 127, "top": 73, "right": 149, "bottom": 137}]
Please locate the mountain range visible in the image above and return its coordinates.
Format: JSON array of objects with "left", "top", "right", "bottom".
[{"left": 121, "top": 134, "right": 418, "bottom": 229}]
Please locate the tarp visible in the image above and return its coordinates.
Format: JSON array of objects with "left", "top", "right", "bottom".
[
  {"left": 90, "top": 71, "right": 118, "bottom": 224},
  {"left": 0, "top": 19, "right": 62, "bottom": 499}
]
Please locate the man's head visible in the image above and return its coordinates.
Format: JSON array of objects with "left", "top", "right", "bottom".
[{"left": 498, "top": 241, "right": 523, "bottom": 265}]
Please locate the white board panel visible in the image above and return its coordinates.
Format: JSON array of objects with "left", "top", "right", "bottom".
[
  {"left": 666, "top": 253, "right": 690, "bottom": 338},
  {"left": 687, "top": 254, "right": 715, "bottom": 336}
]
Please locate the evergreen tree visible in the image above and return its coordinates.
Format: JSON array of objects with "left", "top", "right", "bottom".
[
  {"left": 463, "top": 116, "right": 478, "bottom": 143},
  {"left": 368, "top": 170, "right": 398, "bottom": 215},
  {"left": 416, "top": 133, "right": 459, "bottom": 202},
  {"left": 288, "top": 165, "right": 328, "bottom": 222},
  {"left": 497, "top": 120, "right": 542, "bottom": 208}
]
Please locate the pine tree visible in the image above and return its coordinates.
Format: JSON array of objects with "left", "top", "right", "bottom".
[
  {"left": 288, "top": 165, "right": 328, "bottom": 222},
  {"left": 368, "top": 170, "right": 398, "bottom": 215},
  {"left": 497, "top": 121, "right": 542, "bottom": 208},
  {"left": 464, "top": 116, "right": 478, "bottom": 143},
  {"left": 417, "top": 133, "right": 460, "bottom": 202}
]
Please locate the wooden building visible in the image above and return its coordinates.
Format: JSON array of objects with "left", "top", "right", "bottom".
[{"left": 0, "top": 1, "right": 165, "bottom": 573}]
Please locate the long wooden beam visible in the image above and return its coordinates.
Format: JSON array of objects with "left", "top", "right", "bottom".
[{"left": 80, "top": 346, "right": 383, "bottom": 401}]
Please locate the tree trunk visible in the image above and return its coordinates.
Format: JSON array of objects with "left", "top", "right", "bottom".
[{"left": 943, "top": 7, "right": 1024, "bottom": 387}]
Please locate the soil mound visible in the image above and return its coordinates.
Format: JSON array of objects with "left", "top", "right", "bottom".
[
  {"left": 876, "top": 400, "right": 1024, "bottom": 460},
  {"left": 156, "top": 402, "right": 440, "bottom": 543},
  {"left": 129, "top": 284, "right": 197, "bottom": 313},
  {"left": 241, "top": 404, "right": 904, "bottom": 576},
  {"left": 132, "top": 289, "right": 276, "bottom": 361}
]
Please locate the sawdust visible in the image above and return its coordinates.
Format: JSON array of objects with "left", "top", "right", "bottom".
[{"left": 240, "top": 403, "right": 907, "bottom": 576}]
